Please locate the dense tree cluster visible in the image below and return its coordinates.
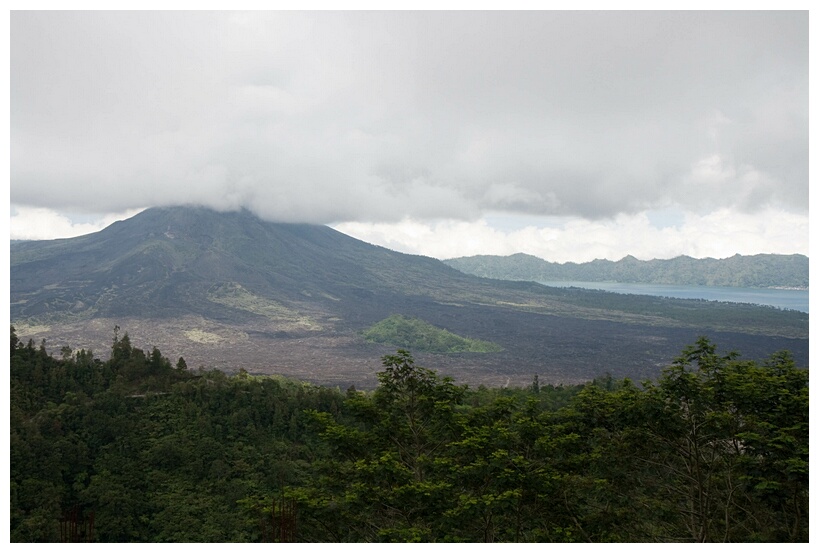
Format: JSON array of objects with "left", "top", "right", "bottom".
[{"left": 10, "top": 326, "right": 808, "bottom": 542}]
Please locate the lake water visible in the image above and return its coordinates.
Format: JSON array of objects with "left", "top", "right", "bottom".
[{"left": 537, "top": 281, "right": 809, "bottom": 313}]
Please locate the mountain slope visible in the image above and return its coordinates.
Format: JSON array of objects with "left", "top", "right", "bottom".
[
  {"left": 10, "top": 206, "right": 808, "bottom": 387},
  {"left": 11, "top": 206, "right": 473, "bottom": 320},
  {"left": 444, "top": 252, "right": 809, "bottom": 288}
]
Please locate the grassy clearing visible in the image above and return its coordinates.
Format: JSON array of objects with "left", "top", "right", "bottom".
[
  {"left": 207, "top": 282, "right": 322, "bottom": 331},
  {"left": 363, "top": 314, "right": 503, "bottom": 354}
]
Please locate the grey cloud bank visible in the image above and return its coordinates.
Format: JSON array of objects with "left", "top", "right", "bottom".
[{"left": 11, "top": 11, "right": 807, "bottom": 229}]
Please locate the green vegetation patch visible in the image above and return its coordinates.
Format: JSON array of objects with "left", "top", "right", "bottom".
[
  {"left": 207, "top": 282, "right": 322, "bottom": 331},
  {"left": 363, "top": 314, "right": 502, "bottom": 353}
]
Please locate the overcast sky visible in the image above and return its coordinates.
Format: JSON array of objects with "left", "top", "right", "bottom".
[{"left": 9, "top": 10, "right": 809, "bottom": 262}]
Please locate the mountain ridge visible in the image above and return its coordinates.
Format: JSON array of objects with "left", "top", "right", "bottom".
[{"left": 444, "top": 252, "right": 808, "bottom": 289}]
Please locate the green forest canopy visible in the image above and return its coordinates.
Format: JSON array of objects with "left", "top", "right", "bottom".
[{"left": 10, "top": 326, "right": 808, "bottom": 542}]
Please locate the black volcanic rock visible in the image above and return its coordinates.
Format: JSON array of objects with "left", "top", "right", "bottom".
[{"left": 9, "top": 206, "right": 808, "bottom": 387}]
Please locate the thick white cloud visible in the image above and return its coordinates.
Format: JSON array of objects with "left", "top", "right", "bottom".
[
  {"left": 9, "top": 206, "right": 146, "bottom": 241},
  {"left": 10, "top": 12, "right": 807, "bottom": 224},
  {"left": 334, "top": 208, "right": 809, "bottom": 263}
]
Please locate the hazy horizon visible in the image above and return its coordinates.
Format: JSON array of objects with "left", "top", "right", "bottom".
[{"left": 7, "top": 203, "right": 809, "bottom": 265}]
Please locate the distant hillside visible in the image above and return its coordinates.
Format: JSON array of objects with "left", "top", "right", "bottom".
[
  {"left": 444, "top": 253, "right": 808, "bottom": 289},
  {"left": 10, "top": 206, "right": 808, "bottom": 387}
]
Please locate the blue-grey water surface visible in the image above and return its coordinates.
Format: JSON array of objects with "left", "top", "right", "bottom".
[{"left": 537, "top": 281, "right": 809, "bottom": 313}]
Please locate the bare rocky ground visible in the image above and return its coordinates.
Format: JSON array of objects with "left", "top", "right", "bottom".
[{"left": 15, "top": 299, "right": 809, "bottom": 391}]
